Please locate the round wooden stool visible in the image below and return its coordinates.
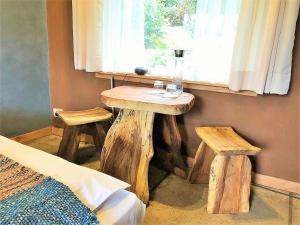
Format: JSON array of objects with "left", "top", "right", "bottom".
[{"left": 57, "top": 107, "right": 112, "bottom": 162}]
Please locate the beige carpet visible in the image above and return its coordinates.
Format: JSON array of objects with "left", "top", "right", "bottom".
[{"left": 26, "top": 135, "right": 299, "bottom": 225}]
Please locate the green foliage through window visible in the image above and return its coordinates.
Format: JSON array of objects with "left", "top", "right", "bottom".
[{"left": 144, "top": 0, "right": 197, "bottom": 49}]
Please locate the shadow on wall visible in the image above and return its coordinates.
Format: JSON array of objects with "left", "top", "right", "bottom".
[
  {"left": 0, "top": 108, "right": 50, "bottom": 137},
  {"left": 0, "top": 0, "right": 51, "bottom": 137}
]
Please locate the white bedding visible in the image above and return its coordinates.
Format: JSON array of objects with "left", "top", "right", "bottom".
[
  {"left": 96, "top": 189, "right": 145, "bottom": 225},
  {"left": 0, "top": 135, "right": 145, "bottom": 225}
]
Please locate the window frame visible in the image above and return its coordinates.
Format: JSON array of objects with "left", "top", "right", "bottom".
[{"left": 95, "top": 72, "right": 257, "bottom": 96}]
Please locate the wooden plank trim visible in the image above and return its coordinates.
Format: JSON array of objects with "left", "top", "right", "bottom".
[
  {"left": 95, "top": 72, "right": 257, "bottom": 97},
  {"left": 252, "top": 172, "right": 300, "bottom": 195},
  {"left": 10, "top": 127, "right": 52, "bottom": 143},
  {"left": 187, "top": 156, "right": 300, "bottom": 195},
  {"left": 51, "top": 126, "right": 64, "bottom": 137}
]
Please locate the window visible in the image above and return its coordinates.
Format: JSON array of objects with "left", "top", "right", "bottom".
[
  {"left": 98, "top": 0, "right": 241, "bottom": 84},
  {"left": 74, "top": 0, "right": 298, "bottom": 94},
  {"left": 144, "top": 0, "right": 241, "bottom": 84}
]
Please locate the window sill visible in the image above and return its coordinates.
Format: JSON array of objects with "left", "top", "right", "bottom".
[{"left": 95, "top": 72, "right": 257, "bottom": 97}]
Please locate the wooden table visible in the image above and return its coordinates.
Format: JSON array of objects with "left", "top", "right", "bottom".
[{"left": 99, "top": 86, "right": 194, "bottom": 203}]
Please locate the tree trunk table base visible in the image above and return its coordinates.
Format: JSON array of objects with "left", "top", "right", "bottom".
[
  {"left": 100, "top": 109, "right": 155, "bottom": 204},
  {"left": 100, "top": 86, "right": 195, "bottom": 204},
  {"left": 154, "top": 114, "right": 187, "bottom": 179}
]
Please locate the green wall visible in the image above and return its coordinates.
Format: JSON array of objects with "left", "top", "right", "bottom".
[{"left": 0, "top": 0, "right": 51, "bottom": 137}]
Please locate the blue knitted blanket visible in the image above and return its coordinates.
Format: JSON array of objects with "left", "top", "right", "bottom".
[{"left": 0, "top": 154, "right": 99, "bottom": 225}]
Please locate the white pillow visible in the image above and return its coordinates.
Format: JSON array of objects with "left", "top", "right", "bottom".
[{"left": 0, "top": 135, "right": 130, "bottom": 210}]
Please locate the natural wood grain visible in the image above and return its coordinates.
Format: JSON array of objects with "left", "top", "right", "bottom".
[
  {"left": 100, "top": 86, "right": 194, "bottom": 203},
  {"left": 56, "top": 108, "right": 111, "bottom": 162},
  {"left": 154, "top": 114, "right": 187, "bottom": 178},
  {"left": 95, "top": 72, "right": 257, "bottom": 96},
  {"left": 57, "top": 125, "right": 82, "bottom": 161},
  {"left": 208, "top": 155, "right": 252, "bottom": 214},
  {"left": 11, "top": 127, "right": 52, "bottom": 143},
  {"left": 188, "top": 142, "right": 215, "bottom": 183},
  {"left": 100, "top": 86, "right": 194, "bottom": 115},
  {"left": 189, "top": 127, "right": 261, "bottom": 213},
  {"left": 187, "top": 154, "right": 300, "bottom": 195},
  {"left": 99, "top": 109, "right": 155, "bottom": 204},
  {"left": 57, "top": 107, "right": 112, "bottom": 126},
  {"left": 89, "top": 122, "right": 107, "bottom": 153},
  {"left": 196, "top": 127, "right": 261, "bottom": 155},
  {"left": 14, "top": 126, "right": 300, "bottom": 197}
]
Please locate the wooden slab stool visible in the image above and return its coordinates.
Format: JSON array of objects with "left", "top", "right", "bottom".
[
  {"left": 188, "top": 127, "right": 261, "bottom": 214},
  {"left": 57, "top": 107, "right": 112, "bottom": 162}
]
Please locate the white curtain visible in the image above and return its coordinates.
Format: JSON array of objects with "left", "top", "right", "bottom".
[
  {"left": 186, "top": 0, "right": 241, "bottom": 84},
  {"left": 102, "top": 0, "right": 145, "bottom": 72},
  {"left": 72, "top": 0, "right": 299, "bottom": 95},
  {"left": 72, "top": 0, "right": 145, "bottom": 73},
  {"left": 72, "top": 0, "right": 104, "bottom": 72},
  {"left": 229, "top": 0, "right": 299, "bottom": 95}
]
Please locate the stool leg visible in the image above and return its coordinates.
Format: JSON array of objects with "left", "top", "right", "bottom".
[
  {"left": 90, "top": 122, "right": 107, "bottom": 153},
  {"left": 57, "top": 125, "right": 81, "bottom": 162},
  {"left": 208, "top": 155, "right": 251, "bottom": 214},
  {"left": 188, "top": 142, "right": 215, "bottom": 184}
]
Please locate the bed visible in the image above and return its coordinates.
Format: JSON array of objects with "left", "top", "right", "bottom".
[{"left": 0, "top": 135, "right": 145, "bottom": 225}]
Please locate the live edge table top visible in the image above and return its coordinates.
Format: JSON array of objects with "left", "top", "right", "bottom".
[{"left": 100, "top": 86, "right": 195, "bottom": 115}]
